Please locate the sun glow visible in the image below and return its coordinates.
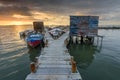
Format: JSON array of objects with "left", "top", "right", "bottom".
[
  {"left": 12, "top": 14, "right": 26, "bottom": 18},
  {"left": 0, "top": 11, "right": 69, "bottom": 26},
  {"left": 10, "top": 21, "right": 27, "bottom": 25}
]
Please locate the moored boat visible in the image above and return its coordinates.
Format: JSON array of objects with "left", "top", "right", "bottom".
[{"left": 26, "top": 33, "right": 44, "bottom": 48}]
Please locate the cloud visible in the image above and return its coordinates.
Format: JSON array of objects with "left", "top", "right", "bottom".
[
  {"left": 35, "top": 0, "right": 120, "bottom": 15},
  {"left": 0, "top": 5, "right": 31, "bottom": 16},
  {"left": 0, "top": 0, "right": 120, "bottom": 25},
  {"left": 0, "top": 0, "right": 119, "bottom": 15}
]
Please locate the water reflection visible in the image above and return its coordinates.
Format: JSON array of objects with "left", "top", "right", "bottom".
[
  {"left": 69, "top": 45, "right": 97, "bottom": 69},
  {"left": 12, "top": 25, "right": 32, "bottom": 38},
  {"left": 27, "top": 46, "right": 41, "bottom": 62}
]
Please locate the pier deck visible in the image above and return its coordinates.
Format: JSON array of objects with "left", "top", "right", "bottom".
[{"left": 25, "top": 32, "right": 82, "bottom": 80}]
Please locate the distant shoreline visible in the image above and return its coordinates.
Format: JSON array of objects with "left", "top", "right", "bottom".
[
  {"left": 0, "top": 25, "right": 120, "bottom": 29},
  {"left": 98, "top": 27, "right": 120, "bottom": 29}
]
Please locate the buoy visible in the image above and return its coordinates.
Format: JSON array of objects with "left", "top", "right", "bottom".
[{"left": 30, "top": 62, "right": 36, "bottom": 73}]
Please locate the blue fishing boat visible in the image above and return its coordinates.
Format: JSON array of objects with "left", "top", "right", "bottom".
[{"left": 26, "top": 33, "right": 44, "bottom": 48}]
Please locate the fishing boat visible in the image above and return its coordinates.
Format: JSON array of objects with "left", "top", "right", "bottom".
[
  {"left": 26, "top": 33, "right": 44, "bottom": 48},
  {"left": 19, "top": 21, "right": 46, "bottom": 48}
]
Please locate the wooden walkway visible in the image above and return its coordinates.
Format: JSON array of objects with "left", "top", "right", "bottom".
[{"left": 25, "top": 32, "right": 82, "bottom": 80}]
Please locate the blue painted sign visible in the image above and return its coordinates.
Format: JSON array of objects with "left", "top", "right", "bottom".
[{"left": 70, "top": 16, "right": 99, "bottom": 36}]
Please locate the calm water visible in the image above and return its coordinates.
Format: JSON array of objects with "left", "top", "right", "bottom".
[
  {"left": 69, "top": 29, "right": 120, "bottom": 80},
  {"left": 0, "top": 26, "right": 120, "bottom": 80},
  {"left": 0, "top": 26, "right": 33, "bottom": 80}
]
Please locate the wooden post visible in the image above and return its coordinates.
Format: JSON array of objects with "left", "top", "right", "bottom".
[
  {"left": 70, "top": 56, "right": 77, "bottom": 73},
  {"left": 99, "top": 36, "right": 103, "bottom": 50},
  {"left": 72, "top": 61, "right": 77, "bottom": 73},
  {"left": 101, "top": 37, "right": 103, "bottom": 46},
  {"left": 30, "top": 62, "right": 36, "bottom": 73},
  {"left": 97, "top": 37, "right": 99, "bottom": 47}
]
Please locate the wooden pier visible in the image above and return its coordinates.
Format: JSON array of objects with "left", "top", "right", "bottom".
[{"left": 25, "top": 32, "right": 82, "bottom": 80}]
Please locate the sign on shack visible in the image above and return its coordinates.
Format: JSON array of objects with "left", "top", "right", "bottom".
[{"left": 69, "top": 16, "right": 99, "bottom": 36}]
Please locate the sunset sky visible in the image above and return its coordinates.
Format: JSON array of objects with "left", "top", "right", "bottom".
[{"left": 0, "top": 0, "right": 120, "bottom": 26}]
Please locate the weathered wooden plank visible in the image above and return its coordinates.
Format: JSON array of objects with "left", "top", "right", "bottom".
[
  {"left": 26, "top": 74, "right": 72, "bottom": 80},
  {"left": 36, "top": 68, "right": 71, "bottom": 75},
  {"left": 26, "top": 73, "right": 82, "bottom": 80},
  {"left": 39, "top": 64, "right": 71, "bottom": 68},
  {"left": 39, "top": 61, "right": 70, "bottom": 65}
]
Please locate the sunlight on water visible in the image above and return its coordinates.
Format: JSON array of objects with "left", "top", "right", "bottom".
[
  {"left": 0, "top": 50, "right": 28, "bottom": 61},
  {"left": 0, "top": 25, "right": 32, "bottom": 80},
  {"left": 12, "top": 25, "right": 33, "bottom": 38}
]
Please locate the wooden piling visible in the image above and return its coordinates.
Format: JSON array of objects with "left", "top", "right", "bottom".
[
  {"left": 72, "top": 61, "right": 77, "bottom": 73},
  {"left": 30, "top": 62, "right": 36, "bottom": 73},
  {"left": 70, "top": 56, "right": 77, "bottom": 73}
]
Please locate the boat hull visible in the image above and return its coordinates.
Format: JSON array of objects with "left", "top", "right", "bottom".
[
  {"left": 26, "top": 34, "right": 43, "bottom": 48},
  {"left": 27, "top": 40, "right": 41, "bottom": 47}
]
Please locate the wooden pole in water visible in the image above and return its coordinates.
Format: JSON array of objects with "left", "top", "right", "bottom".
[
  {"left": 97, "top": 37, "right": 99, "bottom": 47},
  {"left": 70, "top": 56, "right": 77, "bottom": 73},
  {"left": 72, "top": 61, "right": 77, "bottom": 73},
  {"left": 99, "top": 36, "right": 103, "bottom": 50}
]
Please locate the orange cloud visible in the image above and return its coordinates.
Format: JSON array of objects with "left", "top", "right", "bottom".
[
  {"left": 0, "top": 11, "right": 70, "bottom": 26},
  {"left": 12, "top": 14, "right": 28, "bottom": 19},
  {"left": 31, "top": 11, "right": 69, "bottom": 25}
]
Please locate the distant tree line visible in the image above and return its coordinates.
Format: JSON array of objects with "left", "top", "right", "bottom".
[{"left": 45, "top": 25, "right": 120, "bottom": 29}]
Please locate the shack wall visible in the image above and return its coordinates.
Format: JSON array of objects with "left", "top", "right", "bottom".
[
  {"left": 33, "top": 21, "right": 44, "bottom": 33},
  {"left": 70, "top": 16, "right": 99, "bottom": 36}
]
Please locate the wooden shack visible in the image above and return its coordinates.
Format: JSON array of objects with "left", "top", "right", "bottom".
[{"left": 33, "top": 21, "right": 44, "bottom": 33}]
